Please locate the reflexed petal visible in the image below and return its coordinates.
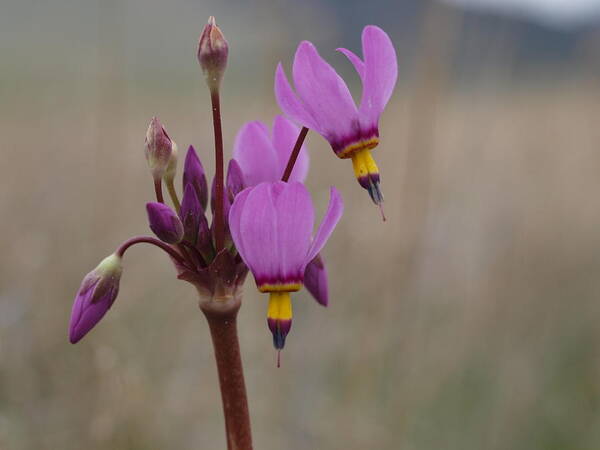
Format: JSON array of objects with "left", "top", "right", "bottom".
[
  {"left": 274, "top": 182, "right": 314, "bottom": 279},
  {"left": 337, "top": 48, "right": 365, "bottom": 80},
  {"left": 292, "top": 41, "right": 358, "bottom": 140},
  {"left": 304, "top": 254, "right": 329, "bottom": 306},
  {"left": 233, "top": 121, "right": 279, "bottom": 186},
  {"left": 359, "top": 26, "right": 398, "bottom": 125},
  {"left": 238, "top": 183, "right": 279, "bottom": 281},
  {"left": 274, "top": 63, "right": 319, "bottom": 131},
  {"left": 306, "top": 186, "right": 344, "bottom": 262},
  {"left": 272, "top": 115, "right": 309, "bottom": 183}
]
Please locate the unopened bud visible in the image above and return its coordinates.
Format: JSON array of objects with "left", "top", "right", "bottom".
[
  {"left": 144, "top": 117, "right": 175, "bottom": 181},
  {"left": 69, "top": 254, "right": 123, "bottom": 343},
  {"left": 183, "top": 145, "right": 208, "bottom": 211},
  {"left": 197, "top": 16, "right": 228, "bottom": 91},
  {"left": 146, "top": 202, "right": 184, "bottom": 244},
  {"left": 226, "top": 159, "right": 245, "bottom": 203}
]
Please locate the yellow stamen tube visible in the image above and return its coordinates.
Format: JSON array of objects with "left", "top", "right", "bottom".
[{"left": 267, "top": 292, "right": 293, "bottom": 357}]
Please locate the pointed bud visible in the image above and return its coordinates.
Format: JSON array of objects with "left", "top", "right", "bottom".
[
  {"left": 226, "top": 159, "right": 245, "bottom": 203},
  {"left": 183, "top": 145, "right": 208, "bottom": 211},
  {"left": 69, "top": 254, "right": 123, "bottom": 343},
  {"left": 146, "top": 202, "right": 184, "bottom": 244},
  {"left": 197, "top": 16, "right": 228, "bottom": 91},
  {"left": 304, "top": 254, "right": 329, "bottom": 306},
  {"left": 197, "top": 211, "right": 214, "bottom": 260},
  {"left": 163, "top": 141, "right": 178, "bottom": 184},
  {"left": 180, "top": 184, "right": 203, "bottom": 244},
  {"left": 144, "top": 117, "right": 175, "bottom": 181}
]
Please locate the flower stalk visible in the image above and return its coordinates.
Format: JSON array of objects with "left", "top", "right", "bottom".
[
  {"left": 211, "top": 90, "right": 226, "bottom": 253},
  {"left": 200, "top": 294, "right": 253, "bottom": 450},
  {"left": 281, "top": 126, "right": 309, "bottom": 182}
]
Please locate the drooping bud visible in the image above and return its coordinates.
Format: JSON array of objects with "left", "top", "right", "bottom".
[
  {"left": 304, "top": 254, "right": 329, "bottom": 307},
  {"left": 226, "top": 159, "right": 245, "bottom": 203},
  {"left": 183, "top": 145, "right": 209, "bottom": 211},
  {"left": 180, "top": 184, "right": 203, "bottom": 244},
  {"left": 146, "top": 202, "right": 184, "bottom": 244},
  {"left": 69, "top": 254, "right": 123, "bottom": 343},
  {"left": 163, "top": 141, "right": 178, "bottom": 185},
  {"left": 197, "top": 16, "right": 228, "bottom": 91},
  {"left": 144, "top": 117, "right": 175, "bottom": 181}
]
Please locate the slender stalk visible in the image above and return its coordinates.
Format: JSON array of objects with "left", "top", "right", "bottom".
[
  {"left": 116, "top": 235, "right": 186, "bottom": 265},
  {"left": 166, "top": 178, "right": 181, "bottom": 212},
  {"left": 281, "top": 126, "right": 309, "bottom": 182},
  {"left": 210, "top": 90, "right": 225, "bottom": 253},
  {"left": 201, "top": 296, "right": 253, "bottom": 450},
  {"left": 154, "top": 179, "right": 164, "bottom": 203}
]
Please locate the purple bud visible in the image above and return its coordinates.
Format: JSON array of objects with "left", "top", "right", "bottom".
[
  {"left": 180, "top": 184, "right": 203, "bottom": 244},
  {"left": 69, "top": 254, "right": 123, "bottom": 343},
  {"left": 198, "top": 16, "right": 228, "bottom": 91},
  {"left": 183, "top": 145, "right": 208, "bottom": 211},
  {"left": 197, "top": 211, "right": 213, "bottom": 259},
  {"left": 144, "top": 117, "right": 175, "bottom": 181},
  {"left": 146, "top": 202, "right": 184, "bottom": 244},
  {"left": 304, "top": 254, "right": 329, "bottom": 306},
  {"left": 226, "top": 159, "right": 245, "bottom": 203}
]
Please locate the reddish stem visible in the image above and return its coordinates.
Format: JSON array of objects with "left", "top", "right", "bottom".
[
  {"left": 281, "top": 126, "right": 309, "bottom": 182},
  {"left": 115, "top": 236, "right": 186, "bottom": 265},
  {"left": 201, "top": 298, "right": 253, "bottom": 450},
  {"left": 211, "top": 90, "right": 225, "bottom": 253}
]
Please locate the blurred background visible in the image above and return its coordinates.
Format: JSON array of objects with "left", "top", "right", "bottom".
[{"left": 2, "top": 0, "right": 600, "bottom": 448}]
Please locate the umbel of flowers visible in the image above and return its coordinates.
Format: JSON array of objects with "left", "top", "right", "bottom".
[{"left": 68, "top": 16, "right": 397, "bottom": 450}]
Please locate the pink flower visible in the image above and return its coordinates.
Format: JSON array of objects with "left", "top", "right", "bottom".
[
  {"left": 232, "top": 115, "right": 309, "bottom": 186},
  {"left": 229, "top": 182, "right": 343, "bottom": 349},
  {"left": 232, "top": 116, "right": 330, "bottom": 305},
  {"left": 275, "top": 25, "right": 397, "bottom": 211}
]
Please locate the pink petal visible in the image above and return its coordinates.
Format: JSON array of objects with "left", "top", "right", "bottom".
[
  {"left": 306, "top": 186, "right": 344, "bottom": 262},
  {"left": 359, "top": 26, "right": 398, "bottom": 126},
  {"left": 233, "top": 121, "right": 279, "bottom": 186},
  {"left": 292, "top": 41, "right": 358, "bottom": 141},
  {"left": 304, "top": 254, "right": 329, "bottom": 307},
  {"left": 274, "top": 182, "right": 314, "bottom": 280},
  {"left": 238, "top": 183, "right": 280, "bottom": 282},
  {"left": 274, "top": 63, "right": 319, "bottom": 132},
  {"left": 228, "top": 187, "right": 252, "bottom": 263},
  {"left": 272, "top": 115, "right": 309, "bottom": 183},
  {"left": 337, "top": 48, "right": 365, "bottom": 80}
]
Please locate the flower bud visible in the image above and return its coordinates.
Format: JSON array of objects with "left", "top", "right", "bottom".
[
  {"left": 69, "top": 254, "right": 123, "bottom": 343},
  {"left": 226, "top": 159, "right": 245, "bottom": 203},
  {"left": 163, "top": 141, "right": 178, "bottom": 184},
  {"left": 197, "top": 16, "right": 228, "bottom": 91},
  {"left": 180, "top": 184, "right": 203, "bottom": 244},
  {"left": 144, "top": 117, "right": 175, "bottom": 181},
  {"left": 183, "top": 145, "right": 208, "bottom": 211},
  {"left": 146, "top": 202, "right": 184, "bottom": 244}
]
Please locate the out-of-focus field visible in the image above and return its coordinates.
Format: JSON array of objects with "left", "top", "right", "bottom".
[{"left": 2, "top": 2, "right": 600, "bottom": 449}]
